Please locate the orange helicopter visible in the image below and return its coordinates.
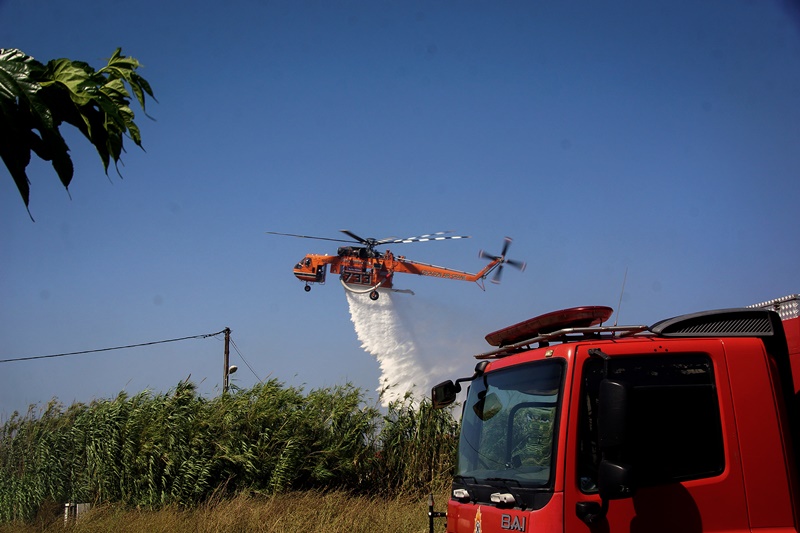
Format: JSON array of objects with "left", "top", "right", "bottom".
[{"left": 266, "top": 230, "right": 526, "bottom": 300}]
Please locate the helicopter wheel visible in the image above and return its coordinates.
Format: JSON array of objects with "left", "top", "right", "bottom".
[
  {"left": 369, "top": 290, "right": 379, "bottom": 301},
  {"left": 304, "top": 285, "right": 311, "bottom": 292}
]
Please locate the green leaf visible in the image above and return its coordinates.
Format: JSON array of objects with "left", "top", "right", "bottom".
[
  {"left": 30, "top": 128, "right": 74, "bottom": 189},
  {"left": 1, "top": 47, "right": 155, "bottom": 212},
  {"left": 0, "top": 49, "right": 54, "bottom": 133},
  {"left": 44, "top": 58, "right": 96, "bottom": 106}
]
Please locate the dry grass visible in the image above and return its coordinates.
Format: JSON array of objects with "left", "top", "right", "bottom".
[{"left": 0, "top": 489, "right": 451, "bottom": 533}]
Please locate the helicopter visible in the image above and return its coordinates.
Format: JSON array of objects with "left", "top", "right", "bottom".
[{"left": 266, "top": 230, "right": 526, "bottom": 300}]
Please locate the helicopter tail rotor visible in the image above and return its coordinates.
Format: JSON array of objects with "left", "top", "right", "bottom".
[{"left": 479, "top": 237, "right": 527, "bottom": 284}]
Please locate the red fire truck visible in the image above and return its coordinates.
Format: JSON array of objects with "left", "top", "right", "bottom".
[{"left": 430, "top": 294, "right": 800, "bottom": 532}]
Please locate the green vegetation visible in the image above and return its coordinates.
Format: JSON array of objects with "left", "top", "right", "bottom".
[
  {"left": 0, "top": 380, "right": 458, "bottom": 529},
  {"left": 0, "top": 48, "right": 154, "bottom": 213}
]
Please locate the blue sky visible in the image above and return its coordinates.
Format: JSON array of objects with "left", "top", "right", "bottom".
[{"left": 1, "top": 0, "right": 799, "bottom": 418}]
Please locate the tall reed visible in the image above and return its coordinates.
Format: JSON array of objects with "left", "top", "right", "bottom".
[
  {"left": 374, "top": 393, "right": 459, "bottom": 495},
  {"left": 0, "top": 380, "right": 459, "bottom": 524}
]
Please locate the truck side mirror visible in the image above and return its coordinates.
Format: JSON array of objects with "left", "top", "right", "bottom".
[
  {"left": 597, "top": 379, "right": 636, "bottom": 500},
  {"left": 432, "top": 380, "right": 458, "bottom": 408},
  {"left": 598, "top": 379, "right": 628, "bottom": 448},
  {"left": 598, "top": 460, "right": 635, "bottom": 500},
  {"left": 432, "top": 362, "right": 490, "bottom": 409}
]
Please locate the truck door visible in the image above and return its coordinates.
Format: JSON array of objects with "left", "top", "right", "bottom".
[{"left": 563, "top": 341, "right": 750, "bottom": 532}]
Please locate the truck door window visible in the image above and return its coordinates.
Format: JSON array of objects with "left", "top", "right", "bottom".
[{"left": 578, "top": 354, "right": 724, "bottom": 492}]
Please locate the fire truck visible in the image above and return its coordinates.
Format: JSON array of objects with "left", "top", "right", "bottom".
[{"left": 430, "top": 294, "right": 800, "bottom": 532}]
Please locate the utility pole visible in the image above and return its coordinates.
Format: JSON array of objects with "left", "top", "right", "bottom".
[{"left": 223, "top": 327, "right": 231, "bottom": 393}]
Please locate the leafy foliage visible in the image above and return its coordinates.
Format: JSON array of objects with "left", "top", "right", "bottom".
[
  {"left": 0, "top": 48, "right": 155, "bottom": 213},
  {"left": 0, "top": 380, "right": 459, "bottom": 523}
]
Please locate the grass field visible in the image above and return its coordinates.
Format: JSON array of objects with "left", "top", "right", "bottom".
[{"left": 0, "top": 489, "right": 451, "bottom": 533}]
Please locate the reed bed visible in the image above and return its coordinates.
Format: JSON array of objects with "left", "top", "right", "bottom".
[{"left": 0, "top": 380, "right": 458, "bottom": 527}]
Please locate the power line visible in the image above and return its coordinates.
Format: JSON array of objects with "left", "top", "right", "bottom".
[
  {"left": 0, "top": 329, "right": 228, "bottom": 364},
  {"left": 229, "top": 336, "right": 264, "bottom": 384}
]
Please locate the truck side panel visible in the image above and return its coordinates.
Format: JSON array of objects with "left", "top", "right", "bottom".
[
  {"left": 726, "top": 337, "right": 799, "bottom": 529},
  {"left": 784, "top": 316, "right": 800, "bottom": 393}
]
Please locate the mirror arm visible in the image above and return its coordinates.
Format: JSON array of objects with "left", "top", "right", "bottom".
[
  {"left": 454, "top": 361, "right": 490, "bottom": 392},
  {"left": 432, "top": 361, "right": 491, "bottom": 408},
  {"left": 588, "top": 347, "right": 611, "bottom": 377}
]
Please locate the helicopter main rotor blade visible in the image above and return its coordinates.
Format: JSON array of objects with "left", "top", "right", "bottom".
[
  {"left": 266, "top": 231, "right": 356, "bottom": 244},
  {"left": 340, "top": 230, "right": 371, "bottom": 244},
  {"left": 381, "top": 232, "right": 471, "bottom": 245},
  {"left": 382, "top": 231, "right": 453, "bottom": 244},
  {"left": 271, "top": 229, "right": 472, "bottom": 249}
]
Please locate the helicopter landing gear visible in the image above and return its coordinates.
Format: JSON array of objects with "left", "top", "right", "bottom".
[
  {"left": 304, "top": 285, "right": 311, "bottom": 292},
  {"left": 369, "top": 290, "right": 379, "bottom": 301}
]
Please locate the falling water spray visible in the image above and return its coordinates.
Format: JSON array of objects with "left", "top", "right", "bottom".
[{"left": 345, "top": 290, "right": 480, "bottom": 406}]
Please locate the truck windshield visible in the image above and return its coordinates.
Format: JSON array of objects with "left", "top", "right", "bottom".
[{"left": 457, "top": 359, "right": 564, "bottom": 488}]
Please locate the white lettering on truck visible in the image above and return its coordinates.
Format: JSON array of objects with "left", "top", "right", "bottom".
[{"left": 501, "top": 514, "right": 526, "bottom": 531}]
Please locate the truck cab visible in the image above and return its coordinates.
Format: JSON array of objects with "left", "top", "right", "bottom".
[{"left": 432, "top": 295, "right": 800, "bottom": 532}]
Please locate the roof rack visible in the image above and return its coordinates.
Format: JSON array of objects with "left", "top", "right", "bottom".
[
  {"left": 474, "top": 324, "right": 649, "bottom": 359},
  {"left": 475, "top": 304, "right": 795, "bottom": 360}
]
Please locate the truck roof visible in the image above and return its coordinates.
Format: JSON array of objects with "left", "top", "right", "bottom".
[{"left": 476, "top": 300, "right": 795, "bottom": 360}]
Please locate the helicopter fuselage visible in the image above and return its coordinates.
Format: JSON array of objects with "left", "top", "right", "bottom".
[{"left": 293, "top": 250, "right": 397, "bottom": 289}]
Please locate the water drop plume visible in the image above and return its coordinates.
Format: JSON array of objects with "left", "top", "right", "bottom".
[{"left": 345, "top": 290, "right": 481, "bottom": 406}]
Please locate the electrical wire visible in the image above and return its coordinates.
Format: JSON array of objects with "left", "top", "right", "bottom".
[
  {"left": 0, "top": 329, "right": 228, "bottom": 364},
  {"left": 229, "top": 336, "right": 264, "bottom": 384}
]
